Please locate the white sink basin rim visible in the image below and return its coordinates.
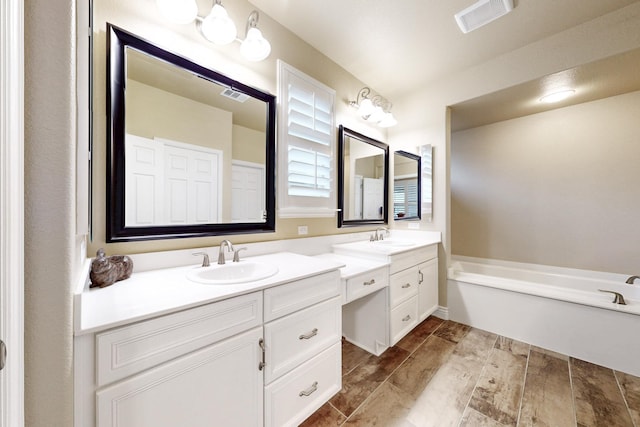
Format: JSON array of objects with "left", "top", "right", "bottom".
[{"left": 187, "top": 262, "right": 279, "bottom": 285}]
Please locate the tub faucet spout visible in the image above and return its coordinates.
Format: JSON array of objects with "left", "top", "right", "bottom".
[
  {"left": 625, "top": 275, "right": 640, "bottom": 284},
  {"left": 598, "top": 289, "right": 626, "bottom": 305}
]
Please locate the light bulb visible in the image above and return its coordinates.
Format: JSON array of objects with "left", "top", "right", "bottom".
[
  {"left": 199, "top": 4, "right": 237, "bottom": 45},
  {"left": 357, "top": 98, "right": 374, "bottom": 118},
  {"left": 156, "top": 0, "right": 198, "bottom": 25},
  {"left": 241, "top": 27, "right": 271, "bottom": 61}
]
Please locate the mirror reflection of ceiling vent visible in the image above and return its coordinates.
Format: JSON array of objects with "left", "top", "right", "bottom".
[
  {"left": 220, "top": 88, "right": 250, "bottom": 103},
  {"left": 455, "top": 0, "right": 514, "bottom": 34}
]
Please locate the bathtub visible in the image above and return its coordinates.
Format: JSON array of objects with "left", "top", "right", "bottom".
[{"left": 447, "top": 256, "right": 640, "bottom": 376}]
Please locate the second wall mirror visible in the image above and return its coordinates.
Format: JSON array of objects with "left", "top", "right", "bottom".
[
  {"left": 337, "top": 125, "right": 389, "bottom": 227},
  {"left": 393, "top": 150, "right": 421, "bottom": 221}
]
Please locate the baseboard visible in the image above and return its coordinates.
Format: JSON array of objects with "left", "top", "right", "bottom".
[{"left": 433, "top": 306, "right": 449, "bottom": 320}]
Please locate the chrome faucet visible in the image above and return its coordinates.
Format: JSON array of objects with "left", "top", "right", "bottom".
[
  {"left": 625, "top": 275, "right": 640, "bottom": 284},
  {"left": 217, "top": 240, "right": 234, "bottom": 265},
  {"left": 373, "top": 227, "right": 389, "bottom": 241},
  {"left": 233, "top": 247, "right": 247, "bottom": 263},
  {"left": 192, "top": 252, "right": 210, "bottom": 267}
]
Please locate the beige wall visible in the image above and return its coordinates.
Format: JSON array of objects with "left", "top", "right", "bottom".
[
  {"left": 232, "top": 125, "right": 266, "bottom": 164},
  {"left": 25, "top": 0, "right": 80, "bottom": 425},
  {"left": 451, "top": 90, "right": 640, "bottom": 274}
]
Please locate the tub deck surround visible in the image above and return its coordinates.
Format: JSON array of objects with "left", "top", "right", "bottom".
[
  {"left": 448, "top": 256, "right": 640, "bottom": 377},
  {"left": 449, "top": 256, "right": 639, "bottom": 315},
  {"left": 75, "top": 251, "right": 344, "bottom": 335}
]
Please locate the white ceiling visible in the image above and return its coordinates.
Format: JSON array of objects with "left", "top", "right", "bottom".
[{"left": 250, "top": 0, "right": 640, "bottom": 129}]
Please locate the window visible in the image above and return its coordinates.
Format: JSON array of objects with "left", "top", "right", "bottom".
[{"left": 278, "top": 61, "right": 336, "bottom": 218}]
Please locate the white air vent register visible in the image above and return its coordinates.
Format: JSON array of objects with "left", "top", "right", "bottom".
[{"left": 455, "top": 0, "right": 514, "bottom": 34}]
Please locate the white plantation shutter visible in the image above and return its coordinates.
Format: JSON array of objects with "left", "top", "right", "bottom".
[
  {"left": 278, "top": 61, "right": 337, "bottom": 217},
  {"left": 394, "top": 178, "right": 419, "bottom": 217}
]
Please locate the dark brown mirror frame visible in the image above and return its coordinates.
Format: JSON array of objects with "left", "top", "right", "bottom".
[
  {"left": 337, "top": 125, "right": 389, "bottom": 228},
  {"left": 106, "top": 24, "right": 276, "bottom": 242}
]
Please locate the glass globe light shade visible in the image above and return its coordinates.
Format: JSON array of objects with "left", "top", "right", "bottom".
[
  {"left": 156, "top": 0, "right": 198, "bottom": 25},
  {"left": 241, "top": 27, "right": 271, "bottom": 61},
  {"left": 367, "top": 106, "right": 386, "bottom": 123},
  {"left": 357, "top": 98, "right": 374, "bottom": 118},
  {"left": 200, "top": 4, "right": 237, "bottom": 45},
  {"left": 378, "top": 112, "right": 397, "bottom": 128}
]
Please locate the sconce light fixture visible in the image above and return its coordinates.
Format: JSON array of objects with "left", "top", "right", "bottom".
[
  {"left": 349, "top": 87, "right": 398, "bottom": 128},
  {"left": 156, "top": 0, "right": 271, "bottom": 61}
]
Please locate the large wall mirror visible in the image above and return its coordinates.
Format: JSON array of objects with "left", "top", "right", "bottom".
[
  {"left": 337, "top": 125, "right": 389, "bottom": 227},
  {"left": 393, "top": 150, "right": 421, "bottom": 221},
  {"left": 107, "top": 25, "right": 276, "bottom": 242}
]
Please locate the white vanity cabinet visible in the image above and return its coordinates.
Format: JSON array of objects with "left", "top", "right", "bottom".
[
  {"left": 75, "top": 256, "right": 343, "bottom": 427},
  {"left": 93, "top": 291, "right": 264, "bottom": 427},
  {"left": 388, "top": 244, "right": 438, "bottom": 345},
  {"left": 263, "top": 271, "right": 342, "bottom": 427},
  {"left": 96, "top": 327, "right": 264, "bottom": 427},
  {"left": 333, "top": 240, "right": 439, "bottom": 348}
]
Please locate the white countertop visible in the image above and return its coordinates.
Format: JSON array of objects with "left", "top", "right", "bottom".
[
  {"left": 332, "top": 231, "right": 440, "bottom": 259},
  {"left": 314, "top": 253, "right": 389, "bottom": 279},
  {"left": 75, "top": 252, "right": 342, "bottom": 335}
]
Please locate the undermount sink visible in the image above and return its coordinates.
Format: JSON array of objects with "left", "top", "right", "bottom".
[
  {"left": 187, "top": 262, "right": 279, "bottom": 285},
  {"left": 373, "top": 239, "right": 415, "bottom": 247}
]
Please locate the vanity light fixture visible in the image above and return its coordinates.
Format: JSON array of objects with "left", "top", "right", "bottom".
[
  {"left": 198, "top": 0, "right": 237, "bottom": 45},
  {"left": 349, "top": 87, "right": 397, "bottom": 128},
  {"left": 240, "top": 11, "right": 271, "bottom": 62},
  {"left": 540, "top": 88, "right": 575, "bottom": 103},
  {"left": 156, "top": 0, "right": 271, "bottom": 61}
]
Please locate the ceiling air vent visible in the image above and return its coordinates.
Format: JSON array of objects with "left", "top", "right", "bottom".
[
  {"left": 455, "top": 0, "right": 514, "bottom": 34},
  {"left": 220, "top": 88, "right": 250, "bottom": 103}
]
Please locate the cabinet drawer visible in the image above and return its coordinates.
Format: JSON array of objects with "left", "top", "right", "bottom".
[
  {"left": 264, "top": 270, "right": 340, "bottom": 322},
  {"left": 389, "top": 267, "right": 419, "bottom": 307},
  {"left": 389, "top": 244, "right": 437, "bottom": 274},
  {"left": 264, "top": 296, "right": 341, "bottom": 384},
  {"left": 96, "top": 291, "right": 262, "bottom": 386},
  {"left": 264, "top": 342, "right": 341, "bottom": 427},
  {"left": 390, "top": 296, "right": 418, "bottom": 346},
  {"left": 344, "top": 266, "right": 389, "bottom": 304}
]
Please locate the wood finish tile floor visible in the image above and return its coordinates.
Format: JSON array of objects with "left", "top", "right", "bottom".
[{"left": 300, "top": 318, "right": 640, "bottom": 427}]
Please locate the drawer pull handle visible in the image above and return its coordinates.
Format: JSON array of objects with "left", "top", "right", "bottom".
[
  {"left": 402, "top": 283, "right": 411, "bottom": 289},
  {"left": 258, "top": 338, "right": 266, "bottom": 371},
  {"left": 402, "top": 315, "right": 411, "bottom": 322},
  {"left": 299, "top": 328, "right": 318, "bottom": 340},
  {"left": 299, "top": 381, "right": 318, "bottom": 397},
  {"left": 418, "top": 271, "right": 424, "bottom": 284},
  {"left": 364, "top": 279, "right": 376, "bottom": 286}
]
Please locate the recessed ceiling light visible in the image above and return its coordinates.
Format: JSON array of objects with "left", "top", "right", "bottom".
[{"left": 539, "top": 89, "right": 575, "bottom": 103}]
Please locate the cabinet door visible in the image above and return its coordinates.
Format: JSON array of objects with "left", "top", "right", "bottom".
[
  {"left": 97, "top": 327, "right": 263, "bottom": 427},
  {"left": 418, "top": 258, "right": 438, "bottom": 321}
]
